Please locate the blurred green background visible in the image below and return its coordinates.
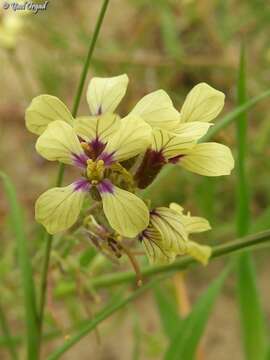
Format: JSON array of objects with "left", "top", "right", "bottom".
[{"left": 1, "top": 0, "right": 270, "bottom": 359}]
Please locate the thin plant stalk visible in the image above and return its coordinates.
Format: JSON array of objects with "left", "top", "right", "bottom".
[
  {"left": 236, "top": 43, "right": 250, "bottom": 237},
  {"left": 51, "top": 229, "right": 270, "bottom": 295},
  {"left": 235, "top": 44, "right": 267, "bottom": 360},
  {"left": 47, "top": 274, "right": 180, "bottom": 360},
  {"left": 0, "top": 172, "right": 39, "bottom": 360},
  {"left": 0, "top": 304, "right": 18, "bottom": 360},
  {"left": 37, "top": 0, "right": 110, "bottom": 352}
]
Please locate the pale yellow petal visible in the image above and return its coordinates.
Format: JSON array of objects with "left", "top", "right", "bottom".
[
  {"left": 35, "top": 120, "right": 85, "bottom": 165},
  {"left": 35, "top": 183, "right": 86, "bottom": 234},
  {"left": 130, "top": 90, "right": 180, "bottom": 130},
  {"left": 183, "top": 215, "right": 211, "bottom": 234},
  {"left": 186, "top": 241, "right": 212, "bottom": 266},
  {"left": 25, "top": 95, "right": 73, "bottom": 135},
  {"left": 99, "top": 183, "right": 149, "bottom": 238},
  {"left": 173, "top": 122, "right": 212, "bottom": 141},
  {"left": 180, "top": 83, "right": 225, "bottom": 123},
  {"left": 169, "top": 203, "right": 211, "bottom": 234},
  {"left": 103, "top": 115, "right": 152, "bottom": 162},
  {"left": 180, "top": 142, "right": 234, "bottom": 176},
  {"left": 151, "top": 128, "right": 194, "bottom": 160},
  {"left": 168, "top": 203, "right": 184, "bottom": 215},
  {"left": 74, "top": 113, "right": 120, "bottom": 143},
  {"left": 151, "top": 207, "right": 188, "bottom": 254},
  {"left": 87, "top": 74, "right": 129, "bottom": 115},
  {"left": 141, "top": 226, "right": 175, "bottom": 265}
]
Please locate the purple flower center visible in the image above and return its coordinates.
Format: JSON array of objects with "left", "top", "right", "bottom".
[
  {"left": 135, "top": 149, "right": 166, "bottom": 189},
  {"left": 169, "top": 154, "right": 184, "bottom": 164},
  {"left": 73, "top": 179, "right": 90, "bottom": 192},
  {"left": 97, "top": 179, "right": 114, "bottom": 194},
  {"left": 90, "top": 138, "right": 106, "bottom": 159},
  {"left": 98, "top": 151, "right": 115, "bottom": 166},
  {"left": 72, "top": 153, "right": 89, "bottom": 168}
]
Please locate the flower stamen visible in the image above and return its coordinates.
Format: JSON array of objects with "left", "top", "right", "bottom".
[{"left": 86, "top": 159, "right": 105, "bottom": 182}]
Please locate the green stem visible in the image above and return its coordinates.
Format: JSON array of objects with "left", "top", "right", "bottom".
[
  {"left": 0, "top": 304, "right": 18, "bottom": 360},
  {"left": 85, "top": 229, "right": 270, "bottom": 290},
  {"left": 37, "top": 0, "right": 110, "bottom": 354},
  {"left": 71, "top": 0, "right": 110, "bottom": 117},
  {"left": 235, "top": 44, "right": 267, "bottom": 360},
  {"left": 236, "top": 43, "right": 250, "bottom": 236},
  {"left": 201, "top": 88, "right": 270, "bottom": 142}
]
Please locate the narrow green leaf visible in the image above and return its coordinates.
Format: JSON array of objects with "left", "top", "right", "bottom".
[
  {"left": 164, "top": 267, "right": 230, "bottom": 360},
  {"left": 0, "top": 171, "right": 39, "bottom": 360},
  {"left": 237, "top": 253, "right": 267, "bottom": 360},
  {"left": 236, "top": 42, "right": 250, "bottom": 236},
  {"left": 201, "top": 88, "right": 270, "bottom": 142},
  {"left": 132, "top": 308, "right": 142, "bottom": 360},
  {"left": 235, "top": 44, "right": 267, "bottom": 360},
  {"left": 47, "top": 274, "right": 171, "bottom": 360},
  {"left": 264, "top": 344, "right": 270, "bottom": 360},
  {"left": 154, "top": 285, "right": 180, "bottom": 340},
  {"left": 252, "top": 207, "right": 270, "bottom": 232},
  {"left": 160, "top": 4, "right": 182, "bottom": 59},
  {"left": 0, "top": 304, "right": 18, "bottom": 360}
]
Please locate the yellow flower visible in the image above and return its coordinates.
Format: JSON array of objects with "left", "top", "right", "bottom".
[
  {"left": 34, "top": 116, "right": 151, "bottom": 237},
  {"left": 26, "top": 75, "right": 232, "bottom": 257},
  {"left": 25, "top": 74, "right": 181, "bottom": 135},
  {"left": 28, "top": 74, "right": 185, "bottom": 237},
  {"left": 140, "top": 203, "right": 212, "bottom": 266},
  {"left": 135, "top": 83, "right": 234, "bottom": 187},
  {"left": 25, "top": 74, "right": 129, "bottom": 135}
]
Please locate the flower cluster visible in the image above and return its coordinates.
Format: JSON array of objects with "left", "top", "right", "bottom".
[{"left": 25, "top": 74, "right": 234, "bottom": 266}]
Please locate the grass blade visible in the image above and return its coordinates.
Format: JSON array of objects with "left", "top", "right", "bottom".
[
  {"left": 236, "top": 43, "right": 249, "bottom": 236},
  {"left": 235, "top": 45, "right": 267, "bottom": 360},
  {"left": 237, "top": 254, "right": 267, "bottom": 360},
  {"left": 154, "top": 285, "right": 180, "bottom": 340},
  {"left": 47, "top": 274, "right": 172, "bottom": 360},
  {"left": 0, "top": 171, "right": 39, "bottom": 360},
  {"left": 160, "top": 3, "right": 183, "bottom": 59},
  {"left": 164, "top": 267, "right": 230, "bottom": 360},
  {"left": 0, "top": 304, "right": 18, "bottom": 360},
  {"left": 201, "top": 88, "right": 270, "bottom": 142}
]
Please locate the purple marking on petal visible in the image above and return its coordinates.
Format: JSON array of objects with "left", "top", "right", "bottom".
[
  {"left": 90, "top": 137, "right": 106, "bottom": 159},
  {"left": 73, "top": 179, "right": 91, "bottom": 192},
  {"left": 134, "top": 149, "right": 166, "bottom": 189},
  {"left": 138, "top": 232, "right": 144, "bottom": 242},
  {"left": 98, "top": 151, "right": 115, "bottom": 166},
  {"left": 97, "top": 179, "right": 114, "bottom": 194},
  {"left": 169, "top": 154, "right": 184, "bottom": 164},
  {"left": 72, "top": 153, "right": 88, "bottom": 168}
]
